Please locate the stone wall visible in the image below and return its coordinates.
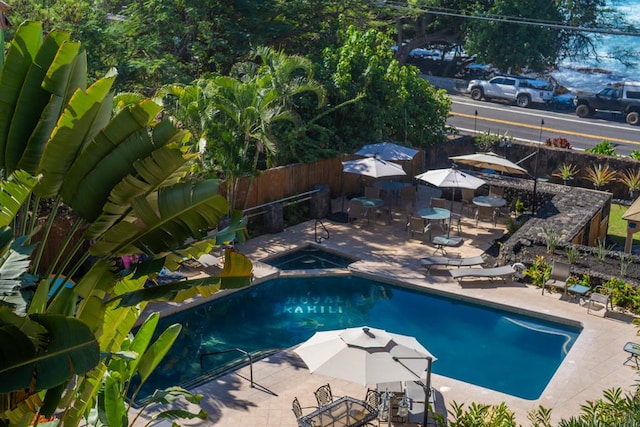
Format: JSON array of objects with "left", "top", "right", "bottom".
[{"left": 424, "top": 138, "right": 640, "bottom": 202}]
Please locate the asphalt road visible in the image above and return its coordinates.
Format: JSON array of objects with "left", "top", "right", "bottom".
[{"left": 448, "top": 94, "right": 640, "bottom": 156}]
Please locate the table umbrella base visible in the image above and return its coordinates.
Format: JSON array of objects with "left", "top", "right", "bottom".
[{"left": 328, "top": 212, "right": 349, "bottom": 223}]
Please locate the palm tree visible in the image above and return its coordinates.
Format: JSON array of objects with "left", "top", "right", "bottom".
[
  {"left": 159, "top": 47, "right": 326, "bottom": 212},
  {"left": 0, "top": 22, "right": 252, "bottom": 426}
]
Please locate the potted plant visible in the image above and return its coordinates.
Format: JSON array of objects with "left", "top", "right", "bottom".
[
  {"left": 584, "top": 163, "right": 618, "bottom": 190},
  {"left": 619, "top": 168, "right": 640, "bottom": 200},
  {"left": 553, "top": 163, "right": 579, "bottom": 185}
]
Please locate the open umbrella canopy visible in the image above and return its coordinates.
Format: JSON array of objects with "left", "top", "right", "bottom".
[
  {"left": 450, "top": 152, "right": 528, "bottom": 175},
  {"left": 415, "top": 168, "right": 486, "bottom": 190},
  {"left": 294, "top": 326, "right": 436, "bottom": 386},
  {"left": 342, "top": 157, "right": 406, "bottom": 179},
  {"left": 356, "top": 142, "right": 419, "bottom": 161}
]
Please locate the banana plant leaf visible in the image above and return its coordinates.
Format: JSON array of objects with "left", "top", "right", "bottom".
[
  {"left": 0, "top": 21, "right": 43, "bottom": 171},
  {"left": 0, "top": 313, "right": 99, "bottom": 393},
  {"left": 0, "top": 170, "right": 39, "bottom": 227},
  {"left": 0, "top": 236, "right": 38, "bottom": 314},
  {"left": 9, "top": 31, "right": 74, "bottom": 174},
  {"left": 90, "top": 179, "right": 229, "bottom": 258}
]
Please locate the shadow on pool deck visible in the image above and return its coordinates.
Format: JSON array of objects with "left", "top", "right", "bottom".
[{"left": 132, "top": 189, "right": 639, "bottom": 427}]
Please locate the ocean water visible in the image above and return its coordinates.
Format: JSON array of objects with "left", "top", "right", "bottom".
[{"left": 551, "top": 0, "right": 640, "bottom": 93}]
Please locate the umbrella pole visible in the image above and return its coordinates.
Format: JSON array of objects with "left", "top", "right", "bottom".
[
  {"left": 392, "top": 355, "right": 434, "bottom": 427},
  {"left": 423, "top": 357, "right": 433, "bottom": 427}
]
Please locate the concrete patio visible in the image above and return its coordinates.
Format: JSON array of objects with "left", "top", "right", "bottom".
[{"left": 134, "top": 187, "right": 640, "bottom": 426}]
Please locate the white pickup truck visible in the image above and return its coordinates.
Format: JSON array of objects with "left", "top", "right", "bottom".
[{"left": 467, "top": 75, "right": 554, "bottom": 108}]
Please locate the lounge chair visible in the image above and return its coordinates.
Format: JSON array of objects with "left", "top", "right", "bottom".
[
  {"left": 420, "top": 255, "right": 485, "bottom": 272},
  {"left": 449, "top": 264, "right": 517, "bottom": 282}
]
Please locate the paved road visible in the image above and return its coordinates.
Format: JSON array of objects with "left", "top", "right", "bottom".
[{"left": 448, "top": 94, "right": 640, "bottom": 156}]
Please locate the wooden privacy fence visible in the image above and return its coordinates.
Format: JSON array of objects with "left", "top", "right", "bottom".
[{"left": 230, "top": 153, "right": 425, "bottom": 212}]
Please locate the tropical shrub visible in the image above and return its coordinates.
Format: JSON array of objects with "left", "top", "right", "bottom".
[
  {"left": 585, "top": 139, "right": 617, "bottom": 156},
  {"left": 565, "top": 247, "right": 580, "bottom": 264},
  {"left": 545, "top": 137, "right": 571, "bottom": 149},
  {"left": 602, "top": 277, "right": 640, "bottom": 313},
  {"left": 524, "top": 256, "right": 551, "bottom": 288},
  {"left": 629, "top": 149, "right": 640, "bottom": 160},
  {"left": 448, "top": 401, "right": 517, "bottom": 427},
  {"left": 541, "top": 226, "right": 561, "bottom": 253}
]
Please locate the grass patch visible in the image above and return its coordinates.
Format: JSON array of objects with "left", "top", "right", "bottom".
[{"left": 608, "top": 203, "right": 639, "bottom": 249}]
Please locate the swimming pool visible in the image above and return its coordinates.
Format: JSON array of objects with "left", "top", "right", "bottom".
[
  {"left": 137, "top": 275, "right": 581, "bottom": 401},
  {"left": 262, "top": 245, "right": 357, "bottom": 270}
]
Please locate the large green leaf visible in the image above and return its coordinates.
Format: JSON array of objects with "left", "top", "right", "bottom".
[
  {"left": 61, "top": 100, "right": 164, "bottom": 221},
  {"left": 103, "top": 372, "right": 127, "bottom": 427},
  {"left": 0, "top": 314, "right": 99, "bottom": 393},
  {"left": 0, "top": 170, "right": 39, "bottom": 227},
  {"left": 36, "top": 72, "right": 117, "bottom": 198},
  {"left": 8, "top": 30, "right": 72, "bottom": 174},
  {"left": 17, "top": 40, "right": 84, "bottom": 174},
  {"left": 0, "top": 236, "right": 38, "bottom": 314},
  {"left": 125, "top": 312, "right": 159, "bottom": 379},
  {"left": 90, "top": 179, "right": 228, "bottom": 257},
  {"left": 137, "top": 323, "right": 181, "bottom": 384},
  {"left": 0, "top": 21, "right": 43, "bottom": 172},
  {"left": 115, "top": 250, "right": 253, "bottom": 307}
]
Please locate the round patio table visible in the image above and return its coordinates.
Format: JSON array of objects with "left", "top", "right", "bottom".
[
  {"left": 472, "top": 196, "right": 507, "bottom": 208},
  {"left": 416, "top": 207, "right": 451, "bottom": 239},
  {"left": 351, "top": 197, "right": 384, "bottom": 223},
  {"left": 416, "top": 207, "right": 451, "bottom": 221},
  {"left": 351, "top": 197, "right": 384, "bottom": 208}
]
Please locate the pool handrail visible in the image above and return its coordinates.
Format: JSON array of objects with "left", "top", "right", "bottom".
[{"left": 200, "top": 347, "right": 255, "bottom": 388}]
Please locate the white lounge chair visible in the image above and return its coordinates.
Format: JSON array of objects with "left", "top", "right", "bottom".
[
  {"left": 420, "top": 255, "right": 485, "bottom": 273},
  {"left": 449, "top": 264, "right": 516, "bottom": 282}
]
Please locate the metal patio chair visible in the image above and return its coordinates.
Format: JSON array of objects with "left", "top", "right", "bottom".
[{"left": 314, "top": 384, "right": 334, "bottom": 407}]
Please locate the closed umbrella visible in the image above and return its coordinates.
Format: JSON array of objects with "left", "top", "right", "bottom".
[
  {"left": 450, "top": 152, "right": 528, "bottom": 175},
  {"left": 356, "top": 142, "right": 419, "bottom": 161},
  {"left": 295, "top": 326, "right": 436, "bottom": 426}
]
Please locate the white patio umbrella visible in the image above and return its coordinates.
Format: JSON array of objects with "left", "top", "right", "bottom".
[
  {"left": 415, "top": 168, "right": 486, "bottom": 237},
  {"left": 295, "top": 326, "right": 436, "bottom": 426},
  {"left": 342, "top": 157, "right": 407, "bottom": 179},
  {"left": 450, "top": 152, "right": 528, "bottom": 175},
  {"left": 295, "top": 326, "right": 435, "bottom": 385},
  {"left": 415, "top": 168, "right": 486, "bottom": 190},
  {"left": 356, "top": 142, "right": 419, "bottom": 161}
]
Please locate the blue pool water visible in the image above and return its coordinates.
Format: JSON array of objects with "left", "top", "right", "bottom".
[
  {"left": 138, "top": 275, "right": 581, "bottom": 401},
  {"left": 263, "top": 246, "right": 357, "bottom": 270}
]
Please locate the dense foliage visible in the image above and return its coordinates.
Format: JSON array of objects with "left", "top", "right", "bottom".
[{"left": 7, "top": 0, "right": 632, "bottom": 88}]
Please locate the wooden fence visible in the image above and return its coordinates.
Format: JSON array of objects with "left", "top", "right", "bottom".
[{"left": 232, "top": 153, "right": 425, "bottom": 212}]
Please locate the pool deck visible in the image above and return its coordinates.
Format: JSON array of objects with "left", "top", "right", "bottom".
[{"left": 134, "top": 189, "right": 640, "bottom": 426}]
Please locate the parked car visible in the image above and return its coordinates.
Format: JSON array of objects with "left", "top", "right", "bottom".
[
  {"left": 573, "top": 82, "right": 640, "bottom": 125},
  {"left": 467, "top": 75, "right": 554, "bottom": 108}
]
